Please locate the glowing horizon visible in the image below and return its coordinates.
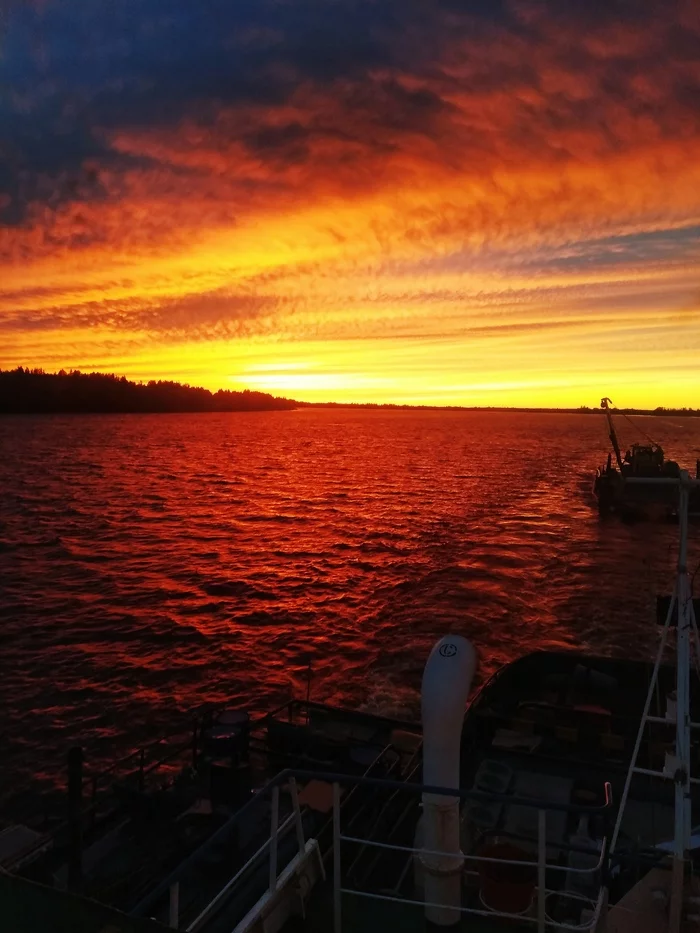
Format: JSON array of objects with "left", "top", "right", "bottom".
[{"left": 2, "top": 0, "right": 699, "bottom": 409}]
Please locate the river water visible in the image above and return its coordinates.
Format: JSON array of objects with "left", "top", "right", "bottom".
[{"left": 1, "top": 409, "right": 699, "bottom": 801}]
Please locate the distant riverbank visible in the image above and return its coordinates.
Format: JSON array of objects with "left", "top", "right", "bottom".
[
  {"left": 302, "top": 402, "right": 700, "bottom": 416},
  {"left": 1, "top": 368, "right": 697, "bottom": 416}
]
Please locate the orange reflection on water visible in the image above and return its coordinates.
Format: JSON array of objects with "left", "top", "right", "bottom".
[{"left": 2, "top": 409, "right": 699, "bottom": 799}]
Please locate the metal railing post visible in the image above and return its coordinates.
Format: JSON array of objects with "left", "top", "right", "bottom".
[
  {"left": 269, "top": 785, "right": 280, "bottom": 893},
  {"left": 90, "top": 776, "right": 98, "bottom": 831},
  {"left": 333, "top": 782, "right": 341, "bottom": 933},
  {"left": 537, "top": 809, "right": 546, "bottom": 933},
  {"left": 169, "top": 881, "right": 179, "bottom": 928},
  {"left": 672, "top": 479, "right": 692, "bottom": 933},
  {"left": 289, "top": 777, "right": 305, "bottom": 855}
]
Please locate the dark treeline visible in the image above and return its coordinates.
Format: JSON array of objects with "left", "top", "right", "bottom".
[
  {"left": 1, "top": 368, "right": 698, "bottom": 415},
  {"left": 0, "top": 368, "right": 297, "bottom": 413}
]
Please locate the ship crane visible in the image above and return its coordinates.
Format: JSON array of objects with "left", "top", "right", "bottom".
[{"left": 600, "top": 397, "right": 624, "bottom": 471}]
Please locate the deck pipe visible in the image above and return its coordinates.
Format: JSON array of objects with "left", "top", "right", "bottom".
[{"left": 419, "top": 634, "right": 477, "bottom": 926}]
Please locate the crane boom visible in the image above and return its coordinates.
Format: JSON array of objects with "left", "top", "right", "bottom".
[{"left": 601, "top": 397, "right": 623, "bottom": 471}]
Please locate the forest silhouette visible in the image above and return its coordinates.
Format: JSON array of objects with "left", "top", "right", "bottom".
[{"left": 0, "top": 368, "right": 297, "bottom": 414}]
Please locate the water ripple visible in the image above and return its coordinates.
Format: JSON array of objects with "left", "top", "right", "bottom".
[{"left": 0, "top": 409, "right": 698, "bottom": 801}]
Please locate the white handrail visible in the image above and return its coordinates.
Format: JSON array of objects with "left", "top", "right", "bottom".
[
  {"left": 335, "top": 794, "right": 606, "bottom": 933},
  {"left": 338, "top": 887, "right": 604, "bottom": 932},
  {"left": 269, "top": 785, "right": 279, "bottom": 893},
  {"left": 337, "top": 834, "right": 607, "bottom": 875},
  {"left": 186, "top": 810, "right": 298, "bottom": 932}
]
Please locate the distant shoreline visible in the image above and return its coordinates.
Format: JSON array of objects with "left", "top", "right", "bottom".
[
  {"left": 300, "top": 403, "right": 700, "bottom": 416},
  {"left": 1, "top": 368, "right": 697, "bottom": 416},
  {"left": 5, "top": 406, "right": 700, "bottom": 418}
]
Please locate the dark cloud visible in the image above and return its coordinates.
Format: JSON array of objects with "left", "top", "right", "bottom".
[
  {"left": 0, "top": 0, "right": 387, "bottom": 219},
  {"left": 1, "top": 0, "right": 698, "bottom": 236},
  {"left": 0, "top": 0, "right": 457, "bottom": 223},
  {"left": 3, "top": 1, "right": 411, "bottom": 126}
]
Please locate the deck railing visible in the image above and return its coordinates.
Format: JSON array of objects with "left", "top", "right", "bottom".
[
  {"left": 130, "top": 768, "right": 612, "bottom": 932},
  {"left": 134, "top": 743, "right": 395, "bottom": 930},
  {"left": 334, "top": 785, "right": 608, "bottom": 932},
  {"left": 3, "top": 696, "right": 390, "bottom": 871}
]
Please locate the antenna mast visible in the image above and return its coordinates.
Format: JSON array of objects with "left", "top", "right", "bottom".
[{"left": 609, "top": 472, "right": 699, "bottom": 932}]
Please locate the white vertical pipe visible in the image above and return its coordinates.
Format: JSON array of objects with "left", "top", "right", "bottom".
[
  {"left": 168, "top": 881, "right": 179, "bottom": 929},
  {"left": 421, "top": 635, "right": 477, "bottom": 926},
  {"left": 269, "top": 785, "right": 279, "bottom": 893},
  {"left": 333, "top": 781, "right": 341, "bottom": 933}
]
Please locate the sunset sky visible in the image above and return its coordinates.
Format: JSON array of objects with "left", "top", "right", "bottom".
[{"left": 1, "top": 0, "right": 699, "bottom": 407}]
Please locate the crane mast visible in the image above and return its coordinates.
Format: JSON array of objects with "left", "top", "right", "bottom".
[{"left": 601, "top": 397, "right": 623, "bottom": 471}]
